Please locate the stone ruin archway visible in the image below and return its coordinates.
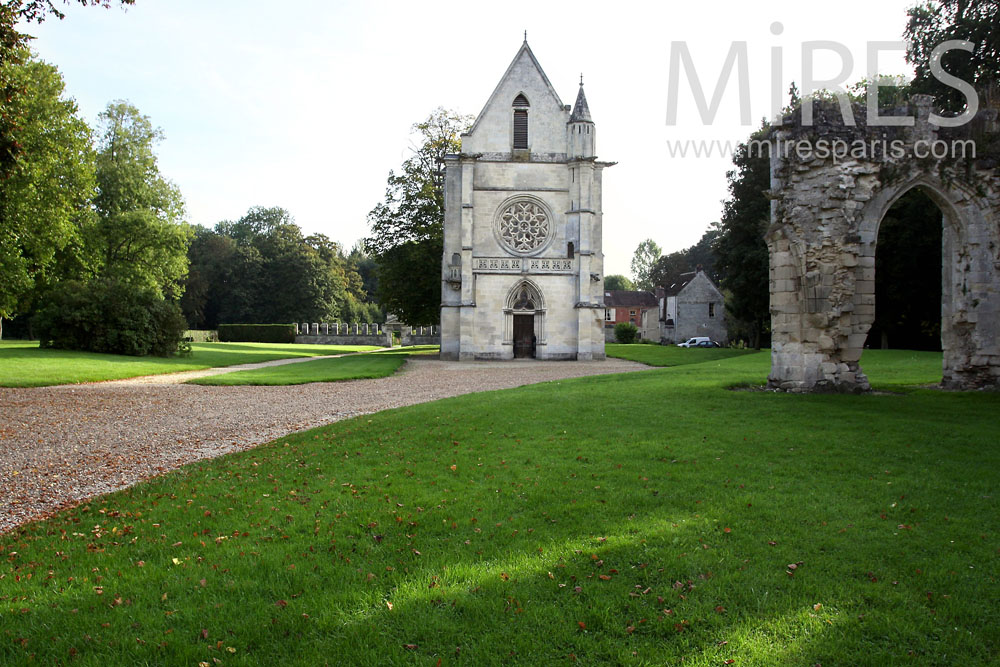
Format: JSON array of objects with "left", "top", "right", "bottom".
[{"left": 766, "top": 95, "right": 1000, "bottom": 392}]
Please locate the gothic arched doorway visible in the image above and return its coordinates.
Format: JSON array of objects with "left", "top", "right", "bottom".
[{"left": 504, "top": 280, "right": 545, "bottom": 359}]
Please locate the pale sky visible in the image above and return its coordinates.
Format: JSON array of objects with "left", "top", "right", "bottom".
[{"left": 25, "top": 0, "right": 918, "bottom": 276}]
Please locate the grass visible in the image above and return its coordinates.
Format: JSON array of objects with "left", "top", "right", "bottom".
[
  {"left": 2, "top": 350, "right": 998, "bottom": 665},
  {"left": 606, "top": 342, "right": 754, "bottom": 367},
  {"left": 187, "top": 353, "right": 409, "bottom": 386},
  {"left": 0, "top": 341, "right": 383, "bottom": 387}
]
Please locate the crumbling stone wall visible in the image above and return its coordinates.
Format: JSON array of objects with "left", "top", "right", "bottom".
[{"left": 767, "top": 96, "right": 1000, "bottom": 392}]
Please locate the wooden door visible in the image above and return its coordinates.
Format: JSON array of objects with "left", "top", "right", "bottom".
[{"left": 513, "top": 314, "right": 535, "bottom": 358}]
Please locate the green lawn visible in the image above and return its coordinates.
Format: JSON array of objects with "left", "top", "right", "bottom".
[
  {"left": 187, "top": 353, "right": 408, "bottom": 386},
  {"left": 2, "top": 350, "right": 998, "bottom": 665},
  {"left": 606, "top": 342, "right": 754, "bottom": 366},
  {"left": 0, "top": 341, "right": 382, "bottom": 387}
]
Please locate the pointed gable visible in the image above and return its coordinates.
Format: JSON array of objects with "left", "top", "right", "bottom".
[{"left": 462, "top": 41, "right": 570, "bottom": 156}]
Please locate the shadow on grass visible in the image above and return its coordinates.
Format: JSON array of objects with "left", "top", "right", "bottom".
[{"left": 1, "top": 351, "right": 996, "bottom": 664}]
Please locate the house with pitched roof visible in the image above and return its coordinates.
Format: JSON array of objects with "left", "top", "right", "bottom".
[
  {"left": 657, "top": 268, "right": 727, "bottom": 344},
  {"left": 603, "top": 290, "right": 659, "bottom": 341}
]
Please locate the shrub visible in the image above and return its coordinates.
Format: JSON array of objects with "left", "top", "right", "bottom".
[
  {"left": 34, "top": 280, "right": 188, "bottom": 357},
  {"left": 614, "top": 322, "right": 638, "bottom": 344},
  {"left": 217, "top": 324, "right": 296, "bottom": 343},
  {"left": 183, "top": 329, "right": 218, "bottom": 343}
]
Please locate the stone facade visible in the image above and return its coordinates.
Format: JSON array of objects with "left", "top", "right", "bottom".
[
  {"left": 767, "top": 96, "right": 1000, "bottom": 392},
  {"left": 440, "top": 41, "right": 612, "bottom": 361},
  {"left": 657, "top": 270, "right": 727, "bottom": 344}
]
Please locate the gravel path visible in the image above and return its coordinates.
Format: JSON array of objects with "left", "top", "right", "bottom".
[{"left": 0, "top": 357, "right": 648, "bottom": 534}]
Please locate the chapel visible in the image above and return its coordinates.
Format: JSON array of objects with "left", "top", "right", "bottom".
[{"left": 440, "top": 39, "right": 612, "bottom": 360}]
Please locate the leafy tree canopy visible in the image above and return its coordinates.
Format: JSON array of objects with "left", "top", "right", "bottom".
[
  {"left": 648, "top": 229, "right": 720, "bottom": 291},
  {"left": 905, "top": 0, "right": 999, "bottom": 111},
  {"left": 711, "top": 124, "right": 770, "bottom": 349},
  {"left": 630, "top": 239, "right": 661, "bottom": 292},
  {"left": 182, "top": 207, "right": 370, "bottom": 328},
  {"left": 1, "top": 1, "right": 134, "bottom": 179},
  {"left": 603, "top": 274, "right": 635, "bottom": 292},
  {"left": 86, "top": 101, "right": 191, "bottom": 298},
  {"left": 366, "top": 107, "right": 472, "bottom": 325},
  {"left": 0, "top": 53, "right": 94, "bottom": 333}
]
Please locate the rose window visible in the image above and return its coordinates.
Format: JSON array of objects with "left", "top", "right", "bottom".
[{"left": 497, "top": 201, "right": 549, "bottom": 253}]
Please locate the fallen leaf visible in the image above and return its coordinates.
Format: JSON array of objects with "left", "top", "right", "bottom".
[
  {"left": 275, "top": 599, "right": 287, "bottom": 608},
  {"left": 201, "top": 629, "right": 209, "bottom": 640},
  {"left": 577, "top": 621, "right": 586, "bottom": 630},
  {"left": 403, "top": 644, "right": 418, "bottom": 650}
]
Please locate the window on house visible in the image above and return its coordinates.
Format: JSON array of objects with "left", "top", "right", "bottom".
[
  {"left": 709, "top": 302, "right": 716, "bottom": 317},
  {"left": 512, "top": 94, "right": 529, "bottom": 150},
  {"left": 567, "top": 242, "right": 574, "bottom": 259},
  {"left": 605, "top": 309, "right": 612, "bottom": 321},
  {"left": 629, "top": 309, "right": 636, "bottom": 316}
]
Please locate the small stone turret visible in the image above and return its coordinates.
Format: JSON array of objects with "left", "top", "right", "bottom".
[{"left": 567, "top": 79, "right": 595, "bottom": 158}]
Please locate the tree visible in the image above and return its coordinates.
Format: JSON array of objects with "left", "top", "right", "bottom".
[
  {"left": 0, "top": 53, "right": 95, "bottom": 338},
  {"left": 647, "top": 229, "right": 720, "bottom": 291},
  {"left": 87, "top": 101, "right": 191, "bottom": 298},
  {"left": 179, "top": 226, "right": 239, "bottom": 329},
  {"left": 189, "top": 206, "right": 358, "bottom": 326},
  {"left": 366, "top": 107, "right": 472, "bottom": 324},
  {"left": 603, "top": 274, "right": 635, "bottom": 291},
  {"left": 905, "top": 0, "right": 999, "bottom": 111},
  {"left": 1, "top": 1, "right": 134, "bottom": 183},
  {"left": 648, "top": 251, "right": 692, "bottom": 292},
  {"left": 712, "top": 126, "right": 770, "bottom": 349},
  {"left": 630, "top": 239, "right": 661, "bottom": 291},
  {"left": 347, "top": 240, "right": 378, "bottom": 303}
]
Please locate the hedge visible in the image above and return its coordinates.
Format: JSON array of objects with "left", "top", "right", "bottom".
[{"left": 217, "top": 324, "right": 296, "bottom": 343}]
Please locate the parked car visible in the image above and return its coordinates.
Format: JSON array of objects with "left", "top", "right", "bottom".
[
  {"left": 677, "top": 337, "right": 711, "bottom": 348},
  {"left": 695, "top": 340, "right": 722, "bottom": 348}
]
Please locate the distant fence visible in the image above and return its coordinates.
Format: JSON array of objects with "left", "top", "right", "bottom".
[
  {"left": 295, "top": 322, "right": 391, "bottom": 347},
  {"left": 400, "top": 325, "right": 440, "bottom": 347},
  {"left": 293, "top": 322, "right": 440, "bottom": 347}
]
